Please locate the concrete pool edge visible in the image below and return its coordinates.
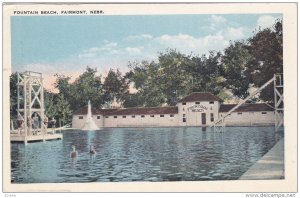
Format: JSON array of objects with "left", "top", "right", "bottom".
[{"left": 239, "top": 138, "right": 284, "bottom": 180}]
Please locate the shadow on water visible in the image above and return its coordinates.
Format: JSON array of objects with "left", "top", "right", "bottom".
[{"left": 11, "top": 126, "right": 284, "bottom": 183}]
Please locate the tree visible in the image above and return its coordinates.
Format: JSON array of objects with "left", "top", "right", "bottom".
[
  {"left": 222, "top": 41, "right": 252, "bottom": 99},
  {"left": 44, "top": 91, "right": 57, "bottom": 119},
  {"left": 189, "top": 52, "right": 224, "bottom": 95},
  {"left": 72, "top": 67, "right": 105, "bottom": 110},
  {"left": 246, "top": 20, "right": 283, "bottom": 102},
  {"left": 126, "top": 60, "right": 167, "bottom": 107},
  {"left": 126, "top": 61, "right": 150, "bottom": 91},
  {"left": 55, "top": 94, "right": 72, "bottom": 126},
  {"left": 54, "top": 74, "right": 72, "bottom": 99},
  {"left": 122, "top": 93, "right": 143, "bottom": 108},
  {"left": 10, "top": 73, "right": 18, "bottom": 120},
  {"left": 126, "top": 49, "right": 226, "bottom": 106},
  {"left": 103, "top": 69, "right": 129, "bottom": 104},
  {"left": 157, "top": 49, "right": 192, "bottom": 105}
]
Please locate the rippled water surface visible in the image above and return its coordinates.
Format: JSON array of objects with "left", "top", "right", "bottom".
[{"left": 11, "top": 127, "right": 283, "bottom": 183}]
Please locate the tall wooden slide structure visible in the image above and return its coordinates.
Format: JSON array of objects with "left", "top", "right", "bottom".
[{"left": 211, "top": 74, "right": 284, "bottom": 132}]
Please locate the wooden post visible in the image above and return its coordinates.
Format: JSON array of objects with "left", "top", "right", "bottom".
[
  {"left": 274, "top": 74, "right": 284, "bottom": 132},
  {"left": 24, "top": 75, "right": 28, "bottom": 140}
]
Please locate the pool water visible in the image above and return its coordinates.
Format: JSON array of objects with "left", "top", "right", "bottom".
[{"left": 11, "top": 126, "right": 283, "bottom": 183}]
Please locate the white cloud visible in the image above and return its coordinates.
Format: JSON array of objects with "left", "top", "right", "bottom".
[
  {"left": 110, "top": 49, "right": 122, "bottom": 55},
  {"left": 20, "top": 63, "right": 58, "bottom": 73},
  {"left": 78, "top": 42, "right": 120, "bottom": 58},
  {"left": 125, "top": 47, "right": 143, "bottom": 55},
  {"left": 78, "top": 52, "right": 96, "bottom": 58},
  {"left": 87, "top": 47, "right": 101, "bottom": 53},
  {"left": 211, "top": 15, "right": 227, "bottom": 24},
  {"left": 79, "top": 31, "right": 236, "bottom": 64},
  {"left": 104, "top": 42, "right": 118, "bottom": 48},
  {"left": 154, "top": 33, "right": 229, "bottom": 55},
  {"left": 257, "top": 15, "right": 276, "bottom": 30},
  {"left": 92, "top": 42, "right": 118, "bottom": 51},
  {"left": 208, "top": 15, "right": 227, "bottom": 31},
  {"left": 223, "top": 27, "right": 246, "bottom": 40},
  {"left": 125, "top": 34, "right": 153, "bottom": 41}
]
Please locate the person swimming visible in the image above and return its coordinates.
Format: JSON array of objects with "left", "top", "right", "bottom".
[
  {"left": 89, "top": 145, "right": 96, "bottom": 154},
  {"left": 70, "top": 145, "right": 78, "bottom": 158}
]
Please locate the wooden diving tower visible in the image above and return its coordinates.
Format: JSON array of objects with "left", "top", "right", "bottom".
[{"left": 10, "top": 71, "right": 63, "bottom": 144}]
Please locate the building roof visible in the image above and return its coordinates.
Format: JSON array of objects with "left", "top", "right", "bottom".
[
  {"left": 73, "top": 106, "right": 118, "bottom": 115},
  {"left": 219, "top": 103, "right": 274, "bottom": 113},
  {"left": 73, "top": 106, "right": 178, "bottom": 116},
  {"left": 178, "top": 92, "right": 222, "bottom": 103},
  {"left": 104, "top": 106, "right": 178, "bottom": 116}
]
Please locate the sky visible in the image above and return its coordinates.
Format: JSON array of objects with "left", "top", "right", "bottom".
[{"left": 11, "top": 14, "right": 282, "bottom": 91}]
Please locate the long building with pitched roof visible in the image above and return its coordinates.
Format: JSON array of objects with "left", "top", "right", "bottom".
[{"left": 72, "top": 92, "right": 275, "bottom": 129}]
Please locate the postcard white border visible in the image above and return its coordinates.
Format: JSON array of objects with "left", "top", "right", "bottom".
[{"left": 2, "top": 3, "right": 298, "bottom": 192}]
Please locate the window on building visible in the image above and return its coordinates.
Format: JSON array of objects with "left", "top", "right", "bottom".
[
  {"left": 182, "top": 102, "right": 186, "bottom": 105},
  {"left": 150, "top": 115, "right": 154, "bottom": 117},
  {"left": 160, "top": 115, "right": 164, "bottom": 117},
  {"left": 210, "top": 107, "right": 213, "bottom": 110},
  {"left": 141, "top": 115, "right": 145, "bottom": 118},
  {"left": 132, "top": 115, "right": 135, "bottom": 118},
  {"left": 262, "top": 112, "right": 267, "bottom": 114},
  {"left": 114, "top": 116, "right": 117, "bottom": 118},
  {"left": 209, "top": 101, "right": 214, "bottom": 104},
  {"left": 183, "top": 118, "right": 186, "bottom": 122},
  {"left": 210, "top": 113, "right": 214, "bottom": 122},
  {"left": 195, "top": 102, "right": 200, "bottom": 104},
  {"left": 79, "top": 116, "right": 83, "bottom": 119},
  {"left": 97, "top": 116, "right": 101, "bottom": 119},
  {"left": 183, "top": 108, "right": 185, "bottom": 111},
  {"left": 237, "top": 112, "right": 242, "bottom": 115},
  {"left": 122, "top": 116, "right": 126, "bottom": 118},
  {"left": 105, "top": 116, "right": 109, "bottom": 118},
  {"left": 183, "top": 114, "right": 186, "bottom": 118},
  {"left": 170, "top": 114, "right": 174, "bottom": 117}
]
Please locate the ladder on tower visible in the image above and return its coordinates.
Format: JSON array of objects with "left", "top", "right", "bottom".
[
  {"left": 211, "top": 74, "right": 283, "bottom": 132},
  {"left": 274, "top": 74, "right": 284, "bottom": 131}
]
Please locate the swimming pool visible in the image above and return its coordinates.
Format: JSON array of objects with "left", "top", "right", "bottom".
[{"left": 11, "top": 126, "right": 283, "bottom": 183}]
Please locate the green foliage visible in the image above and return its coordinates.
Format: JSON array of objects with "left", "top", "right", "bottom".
[
  {"left": 55, "top": 94, "right": 72, "bottom": 126},
  {"left": 189, "top": 52, "right": 224, "bottom": 95},
  {"left": 44, "top": 92, "right": 72, "bottom": 127},
  {"left": 44, "top": 91, "right": 57, "bottom": 118},
  {"left": 127, "top": 49, "right": 226, "bottom": 106},
  {"left": 157, "top": 49, "right": 192, "bottom": 105},
  {"left": 122, "top": 93, "right": 143, "bottom": 108},
  {"left": 71, "top": 67, "right": 104, "bottom": 109},
  {"left": 222, "top": 41, "right": 252, "bottom": 99},
  {"left": 45, "top": 67, "right": 104, "bottom": 126},
  {"left": 246, "top": 20, "right": 283, "bottom": 101},
  {"left": 10, "top": 73, "right": 18, "bottom": 119},
  {"left": 103, "top": 69, "right": 129, "bottom": 103},
  {"left": 126, "top": 60, "right": 167, "bottom": 106}
]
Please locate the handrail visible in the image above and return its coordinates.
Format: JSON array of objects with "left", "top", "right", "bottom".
[{"left": 210, "top": 76, "right": 275, "bottom": 127}]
